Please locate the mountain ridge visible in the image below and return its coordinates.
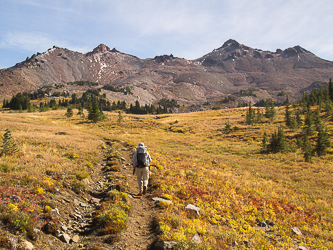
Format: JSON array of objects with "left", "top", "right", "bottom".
[{"left": 1, "top": 39, "right": 333, "bottom": 107}]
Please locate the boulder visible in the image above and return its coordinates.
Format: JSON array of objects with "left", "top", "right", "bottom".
[
  {"left": 152, "top": 197, "right": 172, "bottom": 204},
  {"left": 298, "top": 246, "right": 308, "bottom": 250},
  {"left": 19, "top": 241, "right": 34, "bottom": 250},
  {"left": 185, "top": 204, "right": 200, "bottom": 215},
  {"left": 59, "top": 233, "right": 71, "bottom": 244},
  {"left": 71, "top": 235, "right": 80, "bottom": 243},
  {"left": 89, "top": 197, "right": 101, "bottom": 204},
  {"left": 51, "top": 208, "right": 60, "bottom": 215},
  {"left": 74, "top": 213, "right": 82, "bottom": 220},
  {"left": 153, "top": 241, "right": 177, "bottom": 250},
  {"left": 291, "top": 227, "right": 303, "bottom": 236},
  {"left": 243, "top": 240, "right": 253, "bottom": 248},
  {"left": 258, "top": 221, "right": 267, "bottom": 227},
  {"left": 82, "top": 179, "right": 90, "bottom": 185},
  {"left": 191, "top": 234, "right": 202, "bottom": 244},
  {"left": 79, "top": 202, "right": 88, "bottom": 207}
]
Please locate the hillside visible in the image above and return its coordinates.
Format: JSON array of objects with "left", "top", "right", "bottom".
[
  {"left": 0, "top": 103, "right": 332, "bottom": 249},
  {"left": 1, "top": 40, "right": 333, "bottom": 107}
]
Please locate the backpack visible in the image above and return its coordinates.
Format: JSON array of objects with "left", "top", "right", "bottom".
[{"left": 136, "top": 146, "right": 148, "bottom": 168}]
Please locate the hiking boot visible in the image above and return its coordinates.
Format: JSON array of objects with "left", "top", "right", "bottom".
[{"left": 143, "top": 186, "right": 147, "bottom": 195}]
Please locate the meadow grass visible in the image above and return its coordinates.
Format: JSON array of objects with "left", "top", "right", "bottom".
[
  {"left": 0, "top": 107, "right": 332, "bottom": 249},
  {"left": 103, "top": 107, "right": 333, "bottom": 249}
]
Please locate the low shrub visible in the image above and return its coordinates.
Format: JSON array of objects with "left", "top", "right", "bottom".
[
  {"left": 73, "top": 170, "right": 90, "bottom": 180},
  {"left": 70, "top": 179, "right": 85, "bottom": 194},
  {"left": 94, "top": 207, "right": 129, "bottom": 235}
]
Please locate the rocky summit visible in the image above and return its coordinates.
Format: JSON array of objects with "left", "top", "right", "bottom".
[{"left": 1, "top": 39, "right": 333, "bottom": 106}]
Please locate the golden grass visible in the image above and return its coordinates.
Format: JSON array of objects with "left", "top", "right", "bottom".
[{"left": 0, "top": 107, "right": 332, "bottom": 249}]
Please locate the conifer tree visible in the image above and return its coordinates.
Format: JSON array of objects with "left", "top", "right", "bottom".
[
  {"left": 329, "top": 78, "right": 333, "bottom": 101},
  {"left": 256, "top": 107, "right": 264, "bottom": 123},
  {"left": 323, "top": 86, "right": 329, "bottom": 102},
  {"left": 65, "top": 107, "right": 73, "bottom": 118},
  {"left": 71, "top": 93, "right": 77, "bottom": 105},
  {"left": 301, "top": 91, "right": 308, "bottom": 114},
  {"left": 261, "top": 132, "right": 268, "bottom": 152},
  {"left": 269, "top": 103, "right": 276, "bottom": 120},
  {"left": 303, "top": 109, "right": 315, "bottom": 136},
  {"left": 325, "top": 99, "right": 332, "bottom": 115},
  {"left": 265, "top": 100, "right": 276, "bottom": 121},
  {"left": 296, "top": 108, "right": 302, "bottom": 126},
  {"left": 315, "top": 125, "right": 331, "bottom": 156},
  {"left": 1, "top": 129, "right": 19, "bottom": 156},
  {"left": 223, "top": 121, "right": 232, "bottom": 134},
  {"left": 289, "top": 116, "right": 298, "bottom": 130},
  {"left": 303, "top": 133, "right": 314, "bottom": 162},
  {"left": 245, "top": 101, "right": 255, "bottom": 125},
  {"left": 314, "top": 107, "right": 322, "bottom": 131},
  {"left": 88, "top": 100, "right": 103, "bottom": 122},
  {"left": 268, "top": 126, "right": 288, "bottom": 153},
  {"left": 285, "top": 96, "right": 292, "bottom": 127},
  {"left": 318, "top": 87, "right": 324, "bottom": 108},
  {"left": 77, "top": 105, "right": 83, "bottom": 116},
  {"left": 118, "top": 111, "right": 123, "bottom": 124}
]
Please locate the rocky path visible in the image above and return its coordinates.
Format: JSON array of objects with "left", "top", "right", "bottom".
[
  {"left": 110, "top": 147, "right": 159, "bottom": 250},
  {"left": 30, "top": 143, "right": 159, "bottom": 250}
]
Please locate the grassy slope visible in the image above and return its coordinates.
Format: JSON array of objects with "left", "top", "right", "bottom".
[{"left": 0, "top": 107, "right": 332, "bottom": 249}]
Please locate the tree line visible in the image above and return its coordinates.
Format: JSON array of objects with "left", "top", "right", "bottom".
[
  {"left": 243, "top": 78, "right": 333, "bottom": 162},
  {"left": 2, "top": 89, "right": 178, "bottom": 120}
]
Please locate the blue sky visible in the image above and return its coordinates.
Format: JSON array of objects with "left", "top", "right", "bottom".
[{"left": 1, "top": 0, "right": 333, "bottom": 69}]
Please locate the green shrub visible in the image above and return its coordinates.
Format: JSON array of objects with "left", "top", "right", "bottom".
[
  {"left": 94, "top": 207, "right": 129, "bottom": 235},
  {"left": 2, "top": 211, "right": 35, "bottom": 237},
  {"left": 0, "top": 164, "right": 11, "bottom": 172},
  {"left": 107, "top": 189, "right": 128, "bottom": 202},
  {"left": 109, "top": 165, "right": 120, "bottom": 172},
  {"left": 70, "top": 180, "right": 85, "bottom": 194},
  {"left": 73, "top": 170, "right": 90, "bottom": 180},
  {"left": 106, "top": 150, "right": 121, "bottom": 160}
]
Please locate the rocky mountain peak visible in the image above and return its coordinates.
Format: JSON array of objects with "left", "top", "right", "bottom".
[
  {"left": 219, "top": 39, "right": 241, "bottom": 52},
  {"left": 281, "top": 46, "right": 310, "bottom": 58},
  {"left": 110, "top": 48, "right": 120, "bottom": 53},
  {"left": 91, "top": 44, "right": 111, "bottom": 54},
  {"left": 222, "top": 39, "right": 240, "bottom": 48},
  {"left": 154, "top": 54, "right": 174, "bottom": 63}
]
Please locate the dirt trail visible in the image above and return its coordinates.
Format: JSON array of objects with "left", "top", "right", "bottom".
[
  {"left": 100, "top": 144, "right": 159, "bottom": 250},
  {"left": 25, "top": 142, "right": 159, "bottom": 250}
]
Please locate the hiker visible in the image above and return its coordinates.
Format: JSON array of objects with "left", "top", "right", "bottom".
[{"left": 132, "top": 142, "right": 152, "bottom": 196}]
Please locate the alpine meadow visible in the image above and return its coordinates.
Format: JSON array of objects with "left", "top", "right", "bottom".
[{"left": 0, "top": 90, "right": 332, "bottom": 249}]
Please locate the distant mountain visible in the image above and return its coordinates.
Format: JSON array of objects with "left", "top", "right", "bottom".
[{"left": 1, "top": 40, "right": 333, "bottom": 107}]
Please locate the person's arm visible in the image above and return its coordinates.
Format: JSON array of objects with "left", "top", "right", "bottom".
[
  {"left": 147, "top": 152, "right": 152, "bottom": 164},
  {"left": 132, "top": 149, "right": 137, "bottom": 175}
]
